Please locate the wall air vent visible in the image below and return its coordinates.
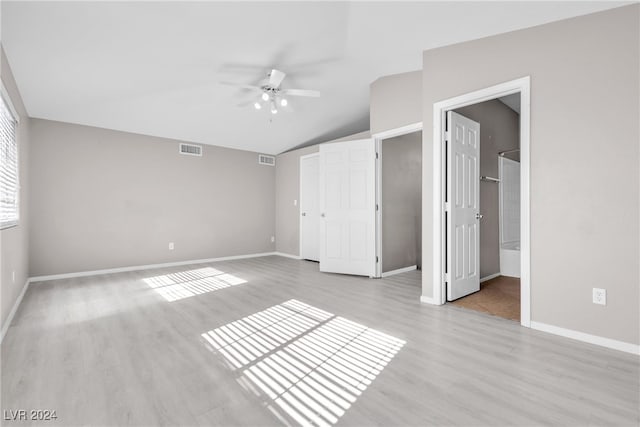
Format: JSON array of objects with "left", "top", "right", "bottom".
[
  {"left": 179, "top": 143, "right": 202, "bottom": 157},
  {"left": 258, "top": 154, "right": 275, "bottom": 166}
]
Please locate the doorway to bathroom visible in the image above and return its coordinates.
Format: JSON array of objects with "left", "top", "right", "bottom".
[
  {"left": 448, "top": 95, "right": 521, "bottom": 321},
  {"left": 432, "top": 77, "right": 530, "bottom": 326}
]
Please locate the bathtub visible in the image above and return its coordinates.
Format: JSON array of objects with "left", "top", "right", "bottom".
[{"left": 500, "top": 241, "right": 520, "bottom": 278}]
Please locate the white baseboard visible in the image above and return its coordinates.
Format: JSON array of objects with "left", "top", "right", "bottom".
[
  {"left": 480, "top": 272, "right": 501, "bottom": 283},
  {"left": 530, "top": 321, "right": 639, "bottom": 356},
  {"left": 382, "top": 265, "right": 417, "bottom": 278},
  {"left": 1, "top": 278, "right": 30, "bottom": 344},
  {"left": 29, "top": 252, "right": 278, "bottom": 283},
  {"left": 273, "top": 252, "right": 302, "bottom": 260},
  {"left": 420, "top": 295, "right": 441, "bottom": 305}
]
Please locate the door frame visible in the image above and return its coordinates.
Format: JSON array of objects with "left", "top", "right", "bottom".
[
  {"left": 431, "top": 76, "right": 531, "bottom": 327},
  {"left": 372, "top": 122, "right": 423, "bottom": 278},
  {"left": 299, "top": 152, "right": 320, "bottom": 260}
]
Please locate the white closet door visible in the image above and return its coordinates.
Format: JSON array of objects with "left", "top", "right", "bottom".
[
  {"left": 300, "top": 154, "right": 320, "bottom": 261},
  {"left": 319, "top": 139, "right": 376, "bottom": 276},
  {"left": 447, "top": 111, "right": 481, "bottom": 301}
]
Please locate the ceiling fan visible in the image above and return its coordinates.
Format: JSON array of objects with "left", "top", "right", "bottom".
[{"left": 221, "top": 69, "right": 320, "bottom": 114}]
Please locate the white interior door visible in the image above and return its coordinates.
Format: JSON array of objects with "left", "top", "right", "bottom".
[
  {"left": 319, "top": 139, "right": 376, "bottom": 276},
  {"left": 447, "top": 111, "right": 481, "bottom": 300},
  {"left": 300, "top": 154, "right": 320, "bottom": 261}
]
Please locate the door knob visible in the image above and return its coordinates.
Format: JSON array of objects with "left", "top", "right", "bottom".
[
  {"left": 475, "top": 213, "right": 483, "bottom": 220},
  {"left": 301, "top": 212, "right": 306, "bottom": 216},
  {"left": 321, "top": 213, "right": 326, "bottom": 218}
]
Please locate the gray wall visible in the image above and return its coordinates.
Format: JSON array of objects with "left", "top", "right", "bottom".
[
  {"left": 0, "top": 47, "right": 30, "bottom": 329},
  {"left": 454, "top": 100, "right": 519, "bottom": 278},
  {"left": 370, "top": 70, "right": 422, "bottom": 135},
  {"left": 275, "top": 131, "right": 370, "bottom": 257},
  {"left": 29, "top": 119, "right": 275, "bottom": 276},
  {"left": 381, "top": 131, "right": 422, "bottom": 273},
  {"left": 275, "top": 145, "right": 319, "bottom": 256},
  {"left": 422, "top": 5, "right": 639, "bottom": 345}
]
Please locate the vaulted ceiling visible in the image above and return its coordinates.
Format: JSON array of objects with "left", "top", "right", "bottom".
[{"left": 2, "top": 1, "right": 625, "bottom": 154}]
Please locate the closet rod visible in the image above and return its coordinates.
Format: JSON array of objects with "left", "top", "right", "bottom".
[{"left": 481, "top": 176, "right": 500, "bottom": 183}]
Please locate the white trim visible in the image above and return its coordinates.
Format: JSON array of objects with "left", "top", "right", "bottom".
[
  {"left": 420, "top": 295, "right": 439, "bottom": 305},
  {"left": 1, "top": 278, "right": 30, "bottom": 344},
  {"left": 299, "top": 152, "right": 319, "bottom": 261},
  {"left": 29, "top": 252, "right": 278, "bottom": 283},
  {"left": 274, "top": 252, "right": 303, "bottom": 260},
  {"left": 432, "top": 77, "right": 531, "bottom": 328},
  {"left": 520, "top": 79, "right": 531, "bottom": 328},
  {"left": 530, "top": 321, "right": 640, "bottom": 356},
  {"left": 0, "top": 79, "right": 20, "bottom": 122},
  {"left": 431, "top": 103, "right": 446, "bottom": 306},
  {"left": 381, "top": 265, "right": 417, "bottom": 278},
  {"left": 373, "top": 122, "right": 423, "bottom": 279},
  {"left": 375, "top": 138, "right": 382, "bottom": 278},
  {"left": 371, "top": 122, "right": 423, "bottom": 140},
  {"left": 480, "top": 272, "right": 501, "bottom": 283}
]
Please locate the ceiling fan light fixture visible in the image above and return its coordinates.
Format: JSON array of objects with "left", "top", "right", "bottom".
[{"left": 221, "top": 69, "right": 319, "bottom": 115}]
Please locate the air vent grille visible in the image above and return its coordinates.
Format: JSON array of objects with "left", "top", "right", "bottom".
[
  {"left": 258, "top": 154, "right": 275, "bottom": 166},
  {"left": 179, "top": 143, "right": 202, "bottom": 156}
]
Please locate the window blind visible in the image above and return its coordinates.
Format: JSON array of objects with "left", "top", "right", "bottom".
[{"left": 0, "top": 95, "right": 18, "bottom": 229}]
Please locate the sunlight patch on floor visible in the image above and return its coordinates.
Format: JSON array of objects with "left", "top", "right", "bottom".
[
  {"left": 202, "top": 299, "right": 405, "bottom": 426},
  {"left": 143, "top": 267, "right": 247, "bottom": 301}
]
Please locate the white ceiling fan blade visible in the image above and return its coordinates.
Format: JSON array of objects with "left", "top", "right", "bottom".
[
  {"left": 219, "top": 81, "right": 262, "bottom": 91},
  {"left": 282, "top": 89, "right": 320, "bottom": 98},
  {"left": 269, "top": 69, "right": 286, "bottom": 88}
]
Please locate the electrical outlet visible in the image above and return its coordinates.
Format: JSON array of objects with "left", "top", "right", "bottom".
[
  {"left": 593, "top": 288, "right": 606, "bottom": 305},
  {"left": 168, "top": 242, "right": 175, "bottom": 250},
  {"left": 271, "top": 236, "right": 275, "bottom": 243},
  {"left": 12, "top": 271, "right": 15, "bottom": 283},
  {"left": 294, "top": 199, "right": 297, "bottom": 206}
]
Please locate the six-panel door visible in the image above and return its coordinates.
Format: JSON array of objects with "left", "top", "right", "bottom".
[
  {"left": 447, "top": 111, "right": 481, "bottom": 300},
  {"left": 319, "top": 139, "right": 376, "bottom": 276}
]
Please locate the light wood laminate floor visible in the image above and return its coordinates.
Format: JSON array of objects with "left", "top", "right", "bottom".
[{"left": 2, "top": 256, "right": 638, "bottom": 426}]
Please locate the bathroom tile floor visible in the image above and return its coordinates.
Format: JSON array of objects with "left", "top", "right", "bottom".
[{"left": 451, "top": 275, "right": 520, "bottom": 321}]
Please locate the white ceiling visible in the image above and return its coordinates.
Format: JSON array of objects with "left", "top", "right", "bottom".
[{"left": 2, "top": 1, "right": 626, "bottom": 154}]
